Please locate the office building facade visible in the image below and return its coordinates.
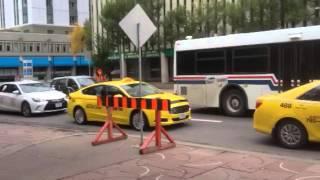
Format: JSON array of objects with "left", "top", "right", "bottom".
[{"left": 0, "top": 0, "right": 89, "bottom": 34}]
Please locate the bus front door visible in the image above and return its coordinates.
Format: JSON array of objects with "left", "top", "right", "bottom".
[{"left": 179, "top": 84, "right": 207, "bottom": 108}]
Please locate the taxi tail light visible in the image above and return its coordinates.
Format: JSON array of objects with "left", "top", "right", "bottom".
[{"left": 256, "top": 101, "right": 263, "bottom": 109}]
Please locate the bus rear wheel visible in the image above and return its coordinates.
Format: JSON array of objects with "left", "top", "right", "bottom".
[{"left": 222, "top": 89, "right": 246, "bottom": 117}]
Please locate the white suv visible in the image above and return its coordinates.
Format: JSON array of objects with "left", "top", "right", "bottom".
[{"left": 51, "top": 76, "right": 96, "bottom": 95}]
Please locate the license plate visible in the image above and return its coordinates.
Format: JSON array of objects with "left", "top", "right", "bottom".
[
  {"left": 55, "top": 102, "right": 62, "bottom": 108},
  {"left": 179, "top": 113, "right": 186, "bottom": 119}
]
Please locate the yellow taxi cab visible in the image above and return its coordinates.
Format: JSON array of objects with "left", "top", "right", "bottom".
[
  {"left": 254, "top": 81, "right": 320, "bottom": 149},
  {"left": 67, "top": 78, "right": 191, "bottom": 130}
]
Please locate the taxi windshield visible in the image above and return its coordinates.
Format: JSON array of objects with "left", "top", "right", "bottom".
[
  {"left": 19, "top": 83, "right": 52, "bottom": 93},
  {"left": 121, "top": 83, "right": 162, "bottom": 97}
]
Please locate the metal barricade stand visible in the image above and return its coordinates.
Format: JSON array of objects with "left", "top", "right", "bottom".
[
  {"left": 91, "top": 96, "right": 128, "bottom": 146},
  {"left": 139, "top": 99, "right": 176, "bottom": 154},
  {"left": 91, "top": 96, "right": 176, "bottom": 154}
]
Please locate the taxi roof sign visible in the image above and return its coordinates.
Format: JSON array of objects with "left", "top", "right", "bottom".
[{"left": 121, "top": 77, "right": 135, "bottom": 82}]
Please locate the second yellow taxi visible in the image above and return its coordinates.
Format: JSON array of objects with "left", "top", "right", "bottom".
[
  {"left": 67, "top": 78, "right": 191, "bottom": 130},
  {"left": 254, "top": 81, "right": 320, "bottom": 149}
]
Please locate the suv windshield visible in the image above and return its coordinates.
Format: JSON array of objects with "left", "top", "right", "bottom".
[
  {"left": 78, "top": 78, "right": 96, "bottom": 87},
  {"left": 19, "top": 83, "right": 51, "bottom": 93},
  {"left": 121, "top": 83, "right": 161, "bottom": 97}
]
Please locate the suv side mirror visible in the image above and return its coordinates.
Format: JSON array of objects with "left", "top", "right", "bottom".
[{"left": 12, "top": 90, "right": 20, "bottom": 95}]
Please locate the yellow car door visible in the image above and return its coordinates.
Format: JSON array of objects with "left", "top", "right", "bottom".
[
  {"left": 294, "top": 86, "right": 320, "bottom": 140},
  {"left": 81, "top": 85, "right": 106, "bottom": 121},
  {"left": 105, "top": 85, "right": 130, "bottom": 125}
]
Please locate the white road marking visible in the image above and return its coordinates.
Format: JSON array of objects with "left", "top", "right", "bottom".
[
  {"left": 184, "top": 161, "right": 223, "bottom": 167},
  {"left": 156, "top": 153, "right": 166, "bottom": 160},
  {"left": 296, "top": 176, "right": 320, "bottom": 180},
  {"left": 279, "top": 162, "right": 299, "bottom": 174},
  {"left": 155, "top": 174, "right": 164, "bottom": 180},
  {"left": 140, "top": 166, "right": 150, "bottom": 177},
  {"left": 191, "top": 118, "right": 223, "bottom": 123}
]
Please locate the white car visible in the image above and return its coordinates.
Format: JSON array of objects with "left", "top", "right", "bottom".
[
  {"left": 0, "top": 80, "right": 67, "bottom": 117},
  {"left": 51, "top": 76, "right": 96, "bottom": 95}
]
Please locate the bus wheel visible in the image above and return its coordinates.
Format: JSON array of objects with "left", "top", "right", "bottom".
[{"left": 222, "top": 89, "right": 246, "bottom": 117}]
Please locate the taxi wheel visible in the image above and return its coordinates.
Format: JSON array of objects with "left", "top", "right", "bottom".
[
  {"left": 21, "top": 102, "right": 32, "bottom": 117},
  {"left": 276, "top": 120, "right": 307, "bottom": 149},
  {"left": 130, "top": 112, "right": 149, "bottom": 131},
  {"left": 222, "top": 89, "right": 246, "bottom": 117},
  {"left": 74, "top": 107, "right": 87, "bottom": 125}
]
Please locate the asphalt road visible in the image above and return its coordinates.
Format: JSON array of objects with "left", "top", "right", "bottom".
[{"left": 0, "top": 108, "right": 320, "bottom": 161}]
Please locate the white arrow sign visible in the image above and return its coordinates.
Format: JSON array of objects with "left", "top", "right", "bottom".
[{"left": 119, "top": 4, "right": 157, "bottom": 48}]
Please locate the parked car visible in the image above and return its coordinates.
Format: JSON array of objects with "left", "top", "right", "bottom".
[
  {"left": 253, "top": 81, "right": 320, "bottom": 149},
  {"left": 67, "top": 78, "right": 191, "bottom": 130},
  {"left": 51, "top": 76, "right": 96, "bottom": 95},
  {"left": 0, "top": 80, "right": 67, "bottom": 117}
]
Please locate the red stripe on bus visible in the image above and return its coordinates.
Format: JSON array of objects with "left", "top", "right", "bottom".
[
  {"left": 227, "top": 75, "right": 278, "bottom": 84},
  {"left": 173, "top": 76, "right": 206, "bottom": 80}
]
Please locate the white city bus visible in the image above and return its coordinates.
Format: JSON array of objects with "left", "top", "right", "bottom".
[{"left": 174, "top": 25, "right": 320, "bottom": 116}]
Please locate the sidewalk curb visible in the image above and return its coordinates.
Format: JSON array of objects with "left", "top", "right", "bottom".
[{"left": 1, "top": 122, "right": 319, "bottom": 164}]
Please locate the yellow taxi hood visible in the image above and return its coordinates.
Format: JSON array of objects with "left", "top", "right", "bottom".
[{"left": 144, "top": 92, "right": 186, "bottom": 101}]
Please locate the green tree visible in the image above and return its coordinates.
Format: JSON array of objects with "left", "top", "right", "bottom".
[
  {"left": 285, "top": 0, "right": 310, "bottom": 27},
  {"left": 83, "top": 20, "right": 92, "bottom": 51}
]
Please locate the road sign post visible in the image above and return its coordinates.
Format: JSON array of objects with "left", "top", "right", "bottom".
[
  {"left": 137, "top": 23, "right": 144, "bottom": 143},
  {"left": 119, "top": 4, "right": 157, "bottom": 145}
]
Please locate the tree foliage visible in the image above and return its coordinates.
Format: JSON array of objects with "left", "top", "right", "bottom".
[
  {"left": 83, "top": 20, "right": 92, "bottom": 51},
  {"left": 69, "top": 25, "right": 85, "bottom": 55}
]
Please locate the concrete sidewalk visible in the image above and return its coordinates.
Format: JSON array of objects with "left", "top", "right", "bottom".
[{"left": 0, "top": 124, "right": 320, "bottom": 180}]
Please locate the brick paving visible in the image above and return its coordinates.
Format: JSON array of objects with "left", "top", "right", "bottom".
[{"left": 0, "top": 124, "right": 320, "bottom": 180}]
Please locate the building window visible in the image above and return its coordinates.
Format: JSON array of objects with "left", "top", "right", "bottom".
[
  {"left": 29, "top": 45, "right": 33, "bottom": 52},
  {"left": 23, "top": 44, "right": 27, "bottom": 52},
  {"left": 14, "top": 0, "right": 19, "bottom": 25},
  {"left": 22, "top": 0, "right": 28, "bottom": 24},
  {"left": 0, "top": 0, "right": 5, "bottom": 28},
  {"left": 46, "top": 0, "right": 54, "bottom": 24},
  {"left": 69, "top": 0, "right": 78, "bottom": 25},
  {"left": 36, "top": 44, "right": 40, "bottom": 52},
  {"left": 56, "top": 44, "right": 60, "bottom": 52},
  {"left": 6, "top": 42, "right": 11, "bottom": 52},
  {"left": 47, "top": 30, "right": 54, "bottom": 34}
]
